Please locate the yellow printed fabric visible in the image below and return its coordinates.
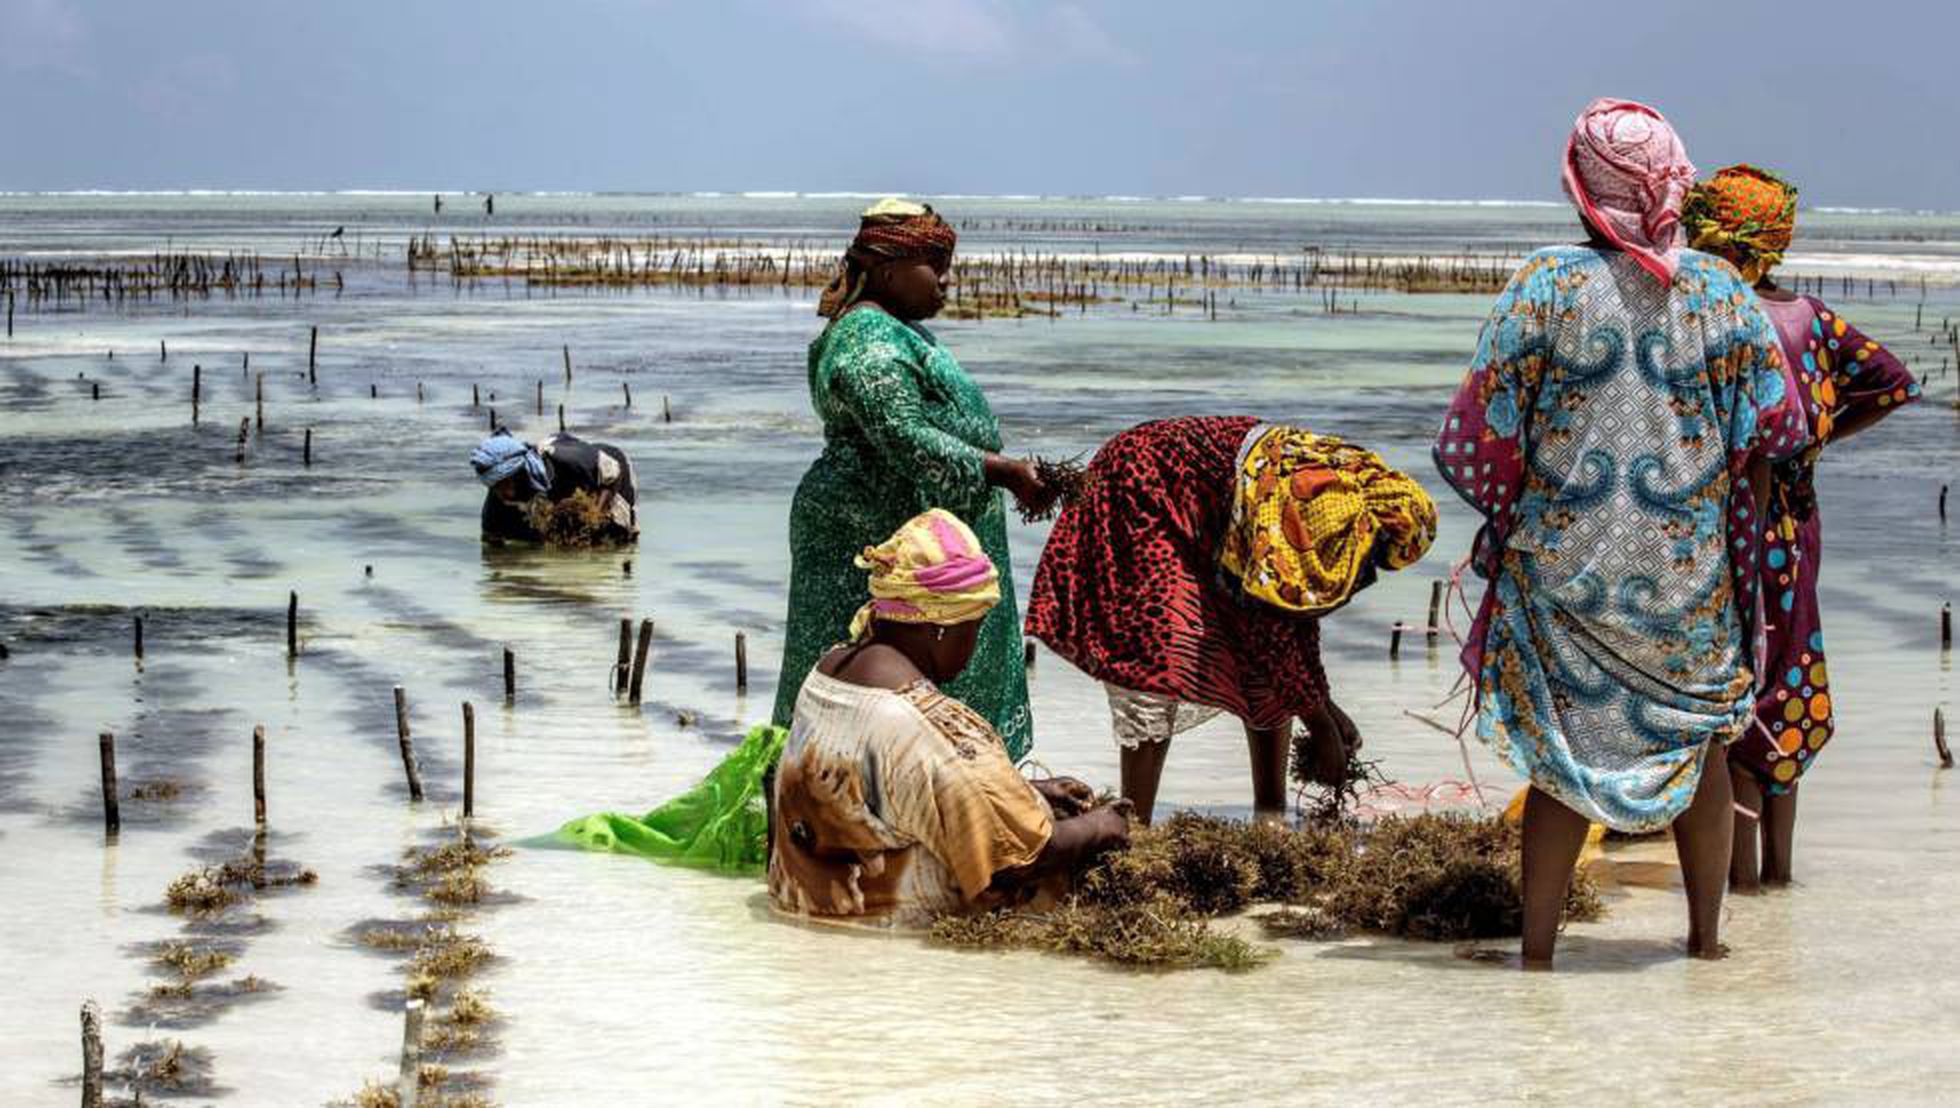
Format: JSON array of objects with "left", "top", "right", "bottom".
[{"left": 1217, "top": 425, "right": 1437, "bottom": 615}]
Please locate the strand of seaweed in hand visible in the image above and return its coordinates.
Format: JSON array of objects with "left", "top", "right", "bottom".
[
  {"left": 1290, "top": 729, "right": 1392, "bottom": 827},
  {"left": 1016, "top": 453, "right": 1097, "bottom": 523}
]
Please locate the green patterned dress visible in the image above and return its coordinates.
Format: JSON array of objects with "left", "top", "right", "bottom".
[{"left": 772, "top": 306, "right": 1034, "bottom": 759}]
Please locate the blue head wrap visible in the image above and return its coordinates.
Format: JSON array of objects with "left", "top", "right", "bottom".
[{"left": 471, "top": 431, "right": 548, "bottom": 493}]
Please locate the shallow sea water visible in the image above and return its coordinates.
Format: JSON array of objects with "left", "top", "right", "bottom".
[{"left": 1, "top": 194, "right": 1957, "bottom": 1105}]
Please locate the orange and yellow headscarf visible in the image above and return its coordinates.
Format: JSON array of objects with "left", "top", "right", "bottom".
[
  {"left": 1217, "top": 426, "right": 1437, "bottom": 616},
  {"left": 1682, "top": 164, "right": 1799, "bottom": 284},
  {"left": 848, "top": 509, "right": 1000, "bottom": 641}
]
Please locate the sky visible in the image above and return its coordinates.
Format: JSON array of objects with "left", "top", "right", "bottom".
[{"left": 4, "top": 0, "right": 1958, "bottom": 208}]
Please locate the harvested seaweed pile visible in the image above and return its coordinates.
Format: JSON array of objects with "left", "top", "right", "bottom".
[
  {"left": 928, "top": 811, "right": 1604, "bottom": 971},
  {"left": 532, "top": 489, "right": 619, "bottom": 549}
]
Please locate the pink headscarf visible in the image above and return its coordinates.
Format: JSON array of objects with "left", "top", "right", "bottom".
[{"left": 1561, "top": 98, "right": 1697, "bottom": 285}]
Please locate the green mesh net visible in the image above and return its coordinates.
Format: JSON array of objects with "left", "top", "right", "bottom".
[{"left": 556, "top": 724, "right": 785, "bottom": 873}]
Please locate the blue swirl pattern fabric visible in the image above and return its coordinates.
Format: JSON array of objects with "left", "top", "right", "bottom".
[{"left": 1434, "top": 246, "right": 1808, "bottom": 830}]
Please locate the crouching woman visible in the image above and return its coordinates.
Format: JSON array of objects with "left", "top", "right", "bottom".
[{"left": 770, "top": 509, "right": 1130, "bottom": 926}]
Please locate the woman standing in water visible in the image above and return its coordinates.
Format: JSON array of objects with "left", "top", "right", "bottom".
[
  {"left": 1027, "top": 417, "right": 1436, "bottom": 823},
  {"left": 1680, "top": 165, "right": 1921, "bottom": 892},
  {"left": 773, "top": 199, "right": 1052, "bottom": 759},
  {"left": 1434, "top": 99, "right": 1808, "bottom": 967}
]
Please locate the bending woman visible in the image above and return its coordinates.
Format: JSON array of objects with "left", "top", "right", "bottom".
[
  {"left": 774, "top": 199, "right": 1053, "bottom": 759},
  {"left": 771, "top": 509, "right": 1130, "bottom": 926},
  {"left": 1026, "top": 417, "right": 1437, "bottom": 823},
  {"left": 1681, "top": 165, "right": 1921, "bottom": 892},
  {"left": 1434, "top": 100, "right": 1808, "bottom": 967}
]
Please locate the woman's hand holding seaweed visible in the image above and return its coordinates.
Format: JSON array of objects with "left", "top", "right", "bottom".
[{"left": 985, "top": 453, "right": 1057, "bottom": 518}]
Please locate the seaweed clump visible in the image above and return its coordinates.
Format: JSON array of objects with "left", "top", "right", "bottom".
[
  {"left": 929, "top": 809, "right": 1605, "bottom": 971},
  {"left": 1014, "top": 453, "right": 1097, "bottom": 523},
  {"left": 534, "top": 489, "right": 620, "bottom": 549},
  {"left": 113, "top": 1038, "right": 220, "bottom": 1099}
]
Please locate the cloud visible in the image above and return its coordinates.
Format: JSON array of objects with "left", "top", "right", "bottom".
[
  {"left": 1041, "top": 4, "right": 1135, "bottom": 66},
  {"left": 0, "top": 0, "right": 90, "bottom": 77},
  {"left": 807, "top": 0, "right": 1013, "bottom": 59},
  {"left": 803, "top": 0, "right": 1131, "bottom": 65}
]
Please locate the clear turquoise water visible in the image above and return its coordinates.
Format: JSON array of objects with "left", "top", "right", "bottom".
[{"left": 1, "top": 194, "right": 1956, "bottom": 1104}]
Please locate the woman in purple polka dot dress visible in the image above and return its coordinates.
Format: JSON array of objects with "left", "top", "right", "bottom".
[{"left": 1683, "top": 166, "right": 1923, "bottom": 892}]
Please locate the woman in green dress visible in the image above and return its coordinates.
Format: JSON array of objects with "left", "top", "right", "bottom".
[
  {"left": 555, "top": 200, "right": 1052, "bottom": 874},
  {"left": 773, "top": 199, "right": 1052, "bottom": 759}
]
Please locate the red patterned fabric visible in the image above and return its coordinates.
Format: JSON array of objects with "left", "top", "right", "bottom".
[{"left": 1026, "top": 416, "right": 1329, "bottom": 729}]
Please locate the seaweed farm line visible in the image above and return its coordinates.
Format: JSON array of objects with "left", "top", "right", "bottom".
[{"left": 1, "top": 192, "right": 1957, "bottom": 1104}]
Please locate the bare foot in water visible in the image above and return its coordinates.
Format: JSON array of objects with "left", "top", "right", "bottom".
[{"left": 1454, "top": 945, "right": 1557, "bottom": 971}]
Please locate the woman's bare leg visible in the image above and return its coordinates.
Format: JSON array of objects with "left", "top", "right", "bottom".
[
  {"left": 1672, "top": 740, "right": 1734, "bottom": 958},
  {"left": 1761, "top": 781, "right": 1797, "bottom": 886},
  {"left": 1521, "top": 785, "right": 1591, "bottom": 969},
  {"left": 1245, "top": 724, "right": 1291, "bottom": 823},
  {"left": 1119, "top": 739, "right": 1172, "bottom": 826},
  {"left": 1729, "top": 765, "right": 1764, "bottom": 894}
]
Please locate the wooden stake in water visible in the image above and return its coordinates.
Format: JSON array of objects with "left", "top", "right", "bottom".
[
  {"left": 80, "top": 1000, "right": 104, "bottom": 1108},
  {"left": 563, "top": 344, "right": 573, "bottom": 384},
  {"left": 536, "top": 378, "right": 544, "bottom": 416},
  {"left": 1389, "top": 622, "right": 1406, "bottom": 660},
  {"left": 472, "top": 382, "right": 480, "bottom": 408},
  {"left": 235, "top": 417, "right": 250, "bottom": 463},
  {"left": 98, "top": 732, "right": 120, "bottom": 837},
  {"left": 397, "top": 998, "right": 426, "bottom": 1108},
  {"left": 663, "top": 394, "right": 672, "bottom": 423},
  {"left": 1024, "top": 639, "right": 1035, "bottom": 670},
  {"left": 192, "top": 364, "right": 201, "bottom": 423},
  {"left": 253, "top": 724, "right": 267, "bottom": 825},
  {"left": 303, "top": 427, "right": 313, "bottom": 467},
  {"left": 91, "top": 381, "right": 99, "bottom": 401},
  {"left": 133, "top": 614, "right": 144, "bottom": 662},
  {"left": 1937, "top": 708, "right": 1952, "bottom": 769},
  {"left": 255, "top": 371, "right": 264, "bottom": 433},
  {"left": 558, "top": 402, "right": 565, "bottom": 433},
  {"left": 1943, "top": 603, "right": 1952, "bottom": 651},
  {"left": 308, "top": 325, "right": 318, "bottom": 385},
  {"left": 160, "top": 339, "right": 167, "bottom": 361},
  {"left": 736, "top": 631, "right": 749, "bottom": 691},
  {"left": 503, "top": 647, "right": 516, "bottom": 703},
  {"left": 629, "top": 618, "right": 654, "bottom": 705},
  {"left": 622, "top": 381, "right": 632, "bottom": 408},
  {"left": 393, "top": 685, "right": 424, "bottom": 802},
  {"left": 287, "top": 590, "right": 298, "bottom": 658},
  {"left": 1426, "top": 581, "right": 1444, "bottom": 647},
  {"left": 462, "top": 701, "right": 476, "bottom": 819},
  {"left": 614, "top": 618, "right": 632, "bottom": 694}
]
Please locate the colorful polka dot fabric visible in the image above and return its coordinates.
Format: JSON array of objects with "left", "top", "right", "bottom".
[{"left": 1733, "top": 296, "right": 1921, "bottom": 792}]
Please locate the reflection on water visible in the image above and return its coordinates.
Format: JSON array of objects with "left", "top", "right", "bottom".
[{"left": 1, "top": 195, "right": 1955, "bottom": 1103}]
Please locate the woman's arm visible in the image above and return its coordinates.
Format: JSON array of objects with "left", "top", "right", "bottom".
[
  {"left": 827, "top": 329, "right": 1012, "bottom": 519},
  {"left": 1813, "top": 300, "right": 1921, "bottom": 445}
]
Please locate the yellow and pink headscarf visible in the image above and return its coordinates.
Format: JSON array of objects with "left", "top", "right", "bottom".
[
  {"left": 848, "top": 508, "right": 1000, "bottom": 641},
  {"left": 1562, "top": 98, "right": 1697, "bottom": 286}
]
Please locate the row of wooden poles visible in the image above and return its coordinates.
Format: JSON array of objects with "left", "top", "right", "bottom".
[
  {"left": 405, "top": 232, "right": 1529, "bottom": 305},
  {"left": 0, "top": 251, "right": 337, "bottom": 309},
  {"left": 81, "top": 593, "right": 751, "bottom": 1107},
  {"left": 79, "top": 332, "right": 676, "bottom": 457}
]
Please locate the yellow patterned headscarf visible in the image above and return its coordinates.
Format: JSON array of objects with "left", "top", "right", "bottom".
[
  {"left": 1682, "top": 164, "right": 1798, "bottom": 284},
  {"left": 848, "top": 508, "right": 1001, "bottom": 641},
  {"left": 1217, "top": 426, "right": 1437, "bottom": 615}
]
